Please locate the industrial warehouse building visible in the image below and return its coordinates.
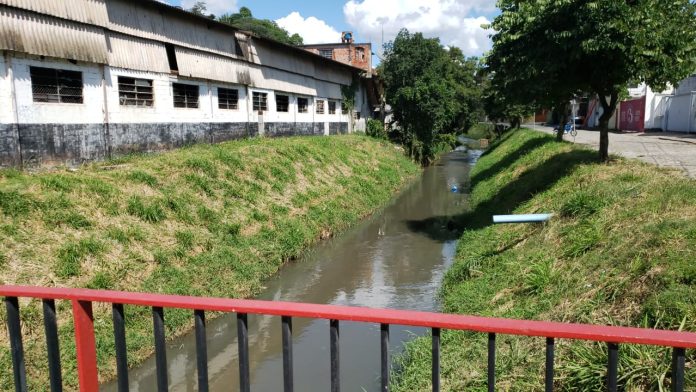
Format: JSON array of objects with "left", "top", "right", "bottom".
[{"left": 0, "top": 0, "right": 373, "bottom": 167}]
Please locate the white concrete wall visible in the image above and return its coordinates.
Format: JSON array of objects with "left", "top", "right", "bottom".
[
  {"left": 0, "top": 53, "right": 15, "bottom": 123},
  {"left": 12, "top": 55, "right": 104, "bottom": 124},
  {"left": 666, "top": 93, "right": 696, "bottom": 133}
]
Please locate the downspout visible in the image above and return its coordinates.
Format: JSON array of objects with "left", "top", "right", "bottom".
[
  {"left": 689, "top": 91, "right": 695, "bottom": 134},
  {"left": 101, "top": 64, "right": 111, "bottom": 159},
  {"left": 6, "top": 51, "right": 22, "bottom": 168}
]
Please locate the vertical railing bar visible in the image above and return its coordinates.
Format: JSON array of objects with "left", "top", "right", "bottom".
[
  {"left": 545, "top": 337, "right": 555, "bottom": 392},
  {"left": 282, "top": 316, "right": 294, "bottom": 392},
  {"left": 330, "top": 319, "right": 340, "bottom": 392},
  {"left": 671, "top": 347, "right": 685, "bottom": 392},
  {"left": 488, "top": 333, "right": 495, "bottom": 392},
  {"left": 112, "top": 304, "right": 128, "bottom": 392},
  {"left": 5, "top": 297, "right": 27, "bottom": 392},
  {"left": 195, "top": 310, "right": 209, "bottom": 392},
  {"left": 42, "top": 299, "right": 62, "bottom": 392},
  {"left": 237, "top": 313, "right": 250, "bottom": 392},
  {"left": 607, "top": 342, "right": 619, "bottom": 392},
  {"left": 432, "top": 327, "right": 440, "bottom": 392},
  {"left": 152, "top": 306, "right": 168, "bottom": 392},
  {"left": 381, "top": 323, "right": 390, "bottom": 392}
]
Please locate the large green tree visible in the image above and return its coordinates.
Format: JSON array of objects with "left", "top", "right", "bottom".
[
  {"left": 218, "top": 7, "right": 303, "bottom": 46},
  {"left": 488, "top": 0, "right": 696, "bottom": 160},
  {"left": 382, "top": 29, "right": 481, "bottom": 164}
]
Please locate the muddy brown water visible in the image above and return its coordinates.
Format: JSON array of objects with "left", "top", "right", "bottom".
[{"left": 102, "top": 148, "right": 480, "bottom": 392}]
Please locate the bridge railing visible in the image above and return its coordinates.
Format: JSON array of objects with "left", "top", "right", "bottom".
[{"left": 2, "top": 285, "right": 694, "bottom": 392}]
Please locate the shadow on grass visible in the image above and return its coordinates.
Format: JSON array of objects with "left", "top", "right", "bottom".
[
  {"left": 469, "top": 137, "right": 553, "bottom": 188},
  {"left": 406, "top": 149, "right": 598, "bottom": 241}
]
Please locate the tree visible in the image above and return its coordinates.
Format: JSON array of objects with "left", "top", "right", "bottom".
[
  {"left": 488, "top": 0, "right": 696, "bottom": 160},
  {"left": 188, "top": 1, "right": 215, "bottom": 19},
  {"left": 382, "top": 29, "right": 481, "bottom": 164},
  {"left": 218, "top": 7, "right": 304, "bottom": 46}
]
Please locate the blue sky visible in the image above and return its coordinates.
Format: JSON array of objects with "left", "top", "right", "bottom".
[{"left": 164, "top": 0, "right": 499, "bottom": 57}]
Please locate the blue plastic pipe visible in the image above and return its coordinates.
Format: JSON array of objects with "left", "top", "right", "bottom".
[{"left": 492, "top": 214, "right": 552, "bottom": 224}]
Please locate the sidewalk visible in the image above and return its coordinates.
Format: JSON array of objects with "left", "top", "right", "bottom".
[{"left": 527, "top": 124, "right": 696, "bottom": 178}]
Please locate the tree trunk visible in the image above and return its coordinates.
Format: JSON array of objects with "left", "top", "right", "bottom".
[
  {"left": 556, "top": 101, "right": 567, "bottom": 141},
  {"left": 597, "top": 91, "right": 618, "bottom": 162}
]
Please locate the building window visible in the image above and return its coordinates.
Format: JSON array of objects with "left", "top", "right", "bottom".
[
  {"left": 341, "top": 102, "right": 349, "bottom": 114},
  {"left": 297, "top": 97, "right": 309, "bottom": 113},
  {"left": 316, "top": 99, "right": 325, "bottom": 114},
  {"left": 173, "top": 83, "right": 199, "bottom": 108},
  {"left": 165, "top": 43, "right": 179, "bottom": 72},
  {"left": 356, "top": 47, "right": 366, "bottom": 61},
  {"left": 319, "top": 49, "right": 333, "bottom": 59},
  {"left": 253, "top": 91, "right": 268, "bottom": 112},
  {"left": 118, "top": 76, "right": 153, "bottom": 107},
  {"left": 328, "top": 101, "right": 337, "bottom": 115},
  {"left": 276, "top": 94, "right": 289, "bottom": 112},
  {"left": 218, "top": 87, "right": 238, "bottom": 110},
  {"left": 30, "top": 66, "right": 83, "bottom": 104}
]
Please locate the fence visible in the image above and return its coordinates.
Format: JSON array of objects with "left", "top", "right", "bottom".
[{"left": 2, "top": 285, "right": 695, "bottom": 392}]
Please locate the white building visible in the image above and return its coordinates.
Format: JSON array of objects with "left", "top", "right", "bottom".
[{"left": 0, "top": 0, "right": 372, "bottom": 167}]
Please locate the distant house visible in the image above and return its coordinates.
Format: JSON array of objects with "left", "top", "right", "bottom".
[{"left": 0, "top": 0, "right": 373, "bottom": 168}]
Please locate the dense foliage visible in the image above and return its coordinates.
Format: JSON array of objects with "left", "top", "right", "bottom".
[
  {"left": 381, "top": 29, "right": 482, "bottom": 164},
  {"left": 486, "top": 0, "right": 696, "bottom": 160},
  {"left": 218, "top": 7, "right": 303, "bottom": 46}
]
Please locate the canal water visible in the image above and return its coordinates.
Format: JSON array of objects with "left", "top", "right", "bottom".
[{"left": 103, "top": 148, "right": 480, "bottom": 392}]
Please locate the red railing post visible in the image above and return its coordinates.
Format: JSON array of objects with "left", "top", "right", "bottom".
[{"left": 72, "top": 300, "right": 99, "bottom": 391}]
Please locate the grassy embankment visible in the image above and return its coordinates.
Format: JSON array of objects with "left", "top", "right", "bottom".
[
  {"left": 0, "top": 135, "right": 419, "bottom": 390},
  {"left": 393, "top": 129, "right": 696, "bottom": 391}
]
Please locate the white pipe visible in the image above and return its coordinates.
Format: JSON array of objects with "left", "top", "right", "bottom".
[{"left": 492, "top": 214, "right": 553, "bottom": 224}]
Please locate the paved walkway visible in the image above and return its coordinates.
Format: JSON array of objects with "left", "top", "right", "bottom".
[{"left": 527, "top": 124, "right": 696, "bottom": 178}]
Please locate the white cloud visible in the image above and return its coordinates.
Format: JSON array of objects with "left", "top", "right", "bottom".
[
  {"left": 343, "top": 0, "right": 495, "bottom": 57},
  {"left": 276, "top": 12, "right": 342, "bottom": 45},
  {"left": 181, "top": 0, "right": 237, "bottom": 17}
]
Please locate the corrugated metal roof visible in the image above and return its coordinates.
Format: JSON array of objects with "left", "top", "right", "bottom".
[
  {"left": 0, "top": 0, "right": 109, "bottom": 26},
  {"left": 0, "top": 5, "right": 108, "bottom": 63},
  {"left": 106, "top": 32, "right": 169, "bottom": 74},
  {"left": 174, "top": 46, "right": 342, "bottom": 98},
  {"left": 106, "top": 0, "right": 241, "bottom": 60}
]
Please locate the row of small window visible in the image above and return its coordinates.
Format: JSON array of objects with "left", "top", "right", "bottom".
[{"left": 30, "top": 66, "right": 347, "bottom": 114}]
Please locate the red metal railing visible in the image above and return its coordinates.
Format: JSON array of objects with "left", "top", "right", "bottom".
[{"left": 2, "top": 285, "right": 694, "bottom": 392}]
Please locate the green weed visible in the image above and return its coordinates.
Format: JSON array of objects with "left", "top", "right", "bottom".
[
  {"left": 127, "top": 170, "right": 158, "bottom": 187},
  {"left": 55, "top": 237, "right": 107, "bottom": 278},
  {"left": 127, "top": 196, "right": 166, "bottom": 223}
]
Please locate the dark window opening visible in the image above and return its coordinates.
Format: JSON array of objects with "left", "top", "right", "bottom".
[
  {"left": 297, "top": 97, "right": 309, "bottom": 113},
  {"left": 118, "top": 76, "right": 153, "bottom": 107},
  {"left": 276, "top": 94, "right": 289, "bottom": 112},
  {"left": 341, "top": 102, "right": 349, "bottom": 114},
  {"left": 165, "top": 43, "right": 179, "bottom": 72},
  {"left": 356, "top": 47, "right": 366, "bottom": 61},
  {"left": 30, "top": 66, "right": 83, "bottom": 104},
  {"left": 253, "top": 92, "right": 268, "bottom": 112},
  {"left": 316, "top": 99, "right": 325, "bottom": 114},
  {"left": 173, "top": 83, "right": 199, "bottom": 108},
  {"left": 328, "top": 101, "right": 337, "bottom": 115},
  {"left": 319, "top": 49, "right": 333, "bottom": 59},
  {"left": 218, "top": 87, "right": 238, "bottom": 110}
]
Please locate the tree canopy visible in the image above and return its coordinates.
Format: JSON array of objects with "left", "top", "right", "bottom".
[
  {"left": 487, "top": 0, "right": 696, "bottom": 160},
  {"left": 382, "top": 29, "right": 482, "bottom": 164},
  {"left": 218, "top": 7, "right": 303, "bottom": 46}
]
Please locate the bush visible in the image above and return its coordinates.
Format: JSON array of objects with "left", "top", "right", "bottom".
[{"left": 366, "top": 118, "right": 387, "bottom": 139}]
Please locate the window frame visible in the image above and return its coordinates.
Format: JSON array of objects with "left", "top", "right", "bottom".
[
  {"left": 172, "top": 82, "right": 200, "bottom": 109},
  {"left": 218, "top": 87, "right": 239, "bottom": 110},
  {"left": 315, "top": 99, "right": 325, "bottom": 115},
  {"left": 252, "top": 91, "right": 268, "bottom": 112},
  {"left": 328, "top": 101, "right": 337, "bottom": 115},
  {"left": 30, "top": 66, "right": 83, "bottom": 104},
  {"left": 341, "top": 102, "right": 349, "bottom": 115},
  {"left": 297, "top": 97, "right": 309, "bottom": 113},
  {"left": 118, "top": 76, "right": 154, "bottom": 107},
  {"left": 319, "top": 49, "right": 333, "bottom": 59},
  {"left": 275, "top": 94, "right": 290, "bottom": 113}
]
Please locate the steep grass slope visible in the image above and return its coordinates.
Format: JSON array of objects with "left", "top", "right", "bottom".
[
  {"left": 393, "top": 129, "right": 696, "bottom": 391},
  {"left": 0, "top": 135, "right": 419, "bottom": 390}
]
